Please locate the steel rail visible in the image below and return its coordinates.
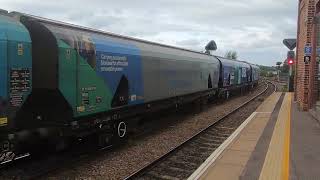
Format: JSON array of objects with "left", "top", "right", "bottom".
[
  {"left": 1, "top": 81, "right": 274, "bottom": 180},
  {"left": 124, "top": 81, "right": 275, "bottom": 180}
]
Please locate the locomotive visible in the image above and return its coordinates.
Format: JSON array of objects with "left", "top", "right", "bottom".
[{"left": 0, "top": 11, "right": 260, "bottom": 159}]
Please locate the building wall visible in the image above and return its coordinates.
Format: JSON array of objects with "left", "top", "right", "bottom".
[{"left": 296, "top": 0, "right": 319, "bottom": 110}]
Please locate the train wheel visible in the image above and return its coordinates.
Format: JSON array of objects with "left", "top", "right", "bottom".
[
  {"left": 0, "top": 140, "right": 16, "bottom": 164},
  {"left": 100, "top": 121, "right": 128, "bottom": 147},
  {"left": 111, "top": 121, "right": 128, "bottom": 145},
  {"left": 225, "top": 91, "right": 230, "bottom": 99},
  {"left": 54, "top": 138, "right": 68, "bottom": 152},
  {"left": 193, "top": 98, "right": 202, "bottom": 113},
  {"left": 117, "top": 121, "right": 127, "bottom": 139},
  {"left": 98, "top": 133, "right": 113, "bottom": 147}
]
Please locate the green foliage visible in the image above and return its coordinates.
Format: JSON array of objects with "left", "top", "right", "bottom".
[
  {"left": 225, "top": 51, "right": 238, "bottom": 60},
  {"left": 282, "top": 84, "right": 288, "bottom": 92},
  {"left": 281, "top": 63, "right": 289, "bottom": 73},
  {"left": 259, "top": 65, "right": 277, "bottom": 77},
  {"left": 259, "top": 65, "right": 275, "bottom": 71}
]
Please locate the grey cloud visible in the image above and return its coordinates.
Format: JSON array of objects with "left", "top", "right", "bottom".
[
  {"left": 176, "top": 39, "right": 202, "bottom": 47},
  {"left": 0, "top": 0, "right": 298, "bottom": 66}
]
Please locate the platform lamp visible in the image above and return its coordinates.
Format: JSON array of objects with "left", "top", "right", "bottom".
[{"left": 205, "top": 40, "right": 217, "bottom": 55}]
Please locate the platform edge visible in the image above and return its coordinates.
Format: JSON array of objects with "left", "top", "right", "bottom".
[{"left": 187, "top": 112, "right": 261, "bottom": 180}]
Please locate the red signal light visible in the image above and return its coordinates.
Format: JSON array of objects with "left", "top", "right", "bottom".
[{"left": 288, "top": 59, "right": 294, "bottom": 65}]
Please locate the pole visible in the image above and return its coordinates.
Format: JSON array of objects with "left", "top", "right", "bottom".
[
  {"left": 289, "top": 65, "right": 294, "bottom": 92},
  {"left": 289, "top": 65, "right": 292, "bottom": 76}
]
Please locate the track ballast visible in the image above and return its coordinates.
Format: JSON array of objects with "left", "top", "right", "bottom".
[{"left": 125, "top": 81, "right": 275, "bottom": 180}]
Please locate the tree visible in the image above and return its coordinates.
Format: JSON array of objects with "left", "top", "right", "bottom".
[
  {"left": 225, "top": 51, "right": 238, "bottom": 60},
  {"left": 281, "top": 62, "right": 289, "bottom": 73},
  {"left": 259, "top": 65, "right": 277, "bottom": 77}
]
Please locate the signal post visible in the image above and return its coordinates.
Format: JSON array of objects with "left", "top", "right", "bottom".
[{"left": 283, "top": 39, "right": 296, "bottom": 92}]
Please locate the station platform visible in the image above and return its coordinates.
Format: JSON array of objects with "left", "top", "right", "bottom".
[{"left": 188, "top": 92, "right": 320, "bottom": 180}]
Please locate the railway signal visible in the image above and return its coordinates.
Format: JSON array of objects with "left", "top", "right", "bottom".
[
  {"left": 288, "top": 59, "right": 294, "bottom": 65},
  {"left": 286, "top": 50, "right": 295, "bottom": 92},
  {"left": 283, "top": 39, "right": 296, "bottom": 92},
  {"left": 283, "top": 39, "right": 297, "bottom": 50},
  {"left": 287, "top": 51, "right": 294, "bottom": 66},
  {"left": 287, "top": 50, "right": 295, "bottom": 64}
]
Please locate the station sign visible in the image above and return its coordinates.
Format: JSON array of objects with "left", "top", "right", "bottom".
[
  {"left": 287, "top": 51, "right": 295, "bottom": 59},
  {"left": 305, "top": 46, "right": 312, "bottom": 55},
  {"left": 283, "top": 39, "right": 296, "bottom": 50},
  {"left": 304, "top": 56, "right": 311, "bottom": 64},
  {"left": 317, "top": 47, "right": 320, "bottom": 55}
]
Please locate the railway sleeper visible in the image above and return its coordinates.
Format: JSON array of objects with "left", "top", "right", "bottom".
[
  {"left": 205, "top": 129, "right": 229, "bottom": 136},
  {"left": 198, "top": 146, "right": 217, "bottom": 152},
  {"left": 146, "top": 171, "right": 180, "bottom": 180},
  {"left": 198, "top": 135, "right": 225, "bottom": 142},
  {"left": 166, "top": 166, "right": 191, "bottom": 174},
  {"left": 166, "top": 157, "right": 199, "bottom": 167},
  {"left": 165, "top": 160, "right": 200, "bottom": 171},
  {"left": 151, "top": 166, "right": 190, "bottom": 179},
  {"left": 174, "top": 152, "right": 204, "bottom": 164},
  {"left": 176, "top": 146, "right": 214, "bottom": 156},
  {"left": 213, "top": 126, "right": 236, "bottom": 131},
  {"left": 189, "top": 141, "right": 219, "bottom": 149},
  {"left": 177, "top": 150, "right": 211, "bottom": 161}
]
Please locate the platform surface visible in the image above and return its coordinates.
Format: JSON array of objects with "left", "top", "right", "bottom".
[
  {"left": 290, "top": 102, "right": 320, "bottom": 179},
  {"left": 188, "top": 92, "right": 320, "bottom": 180}
]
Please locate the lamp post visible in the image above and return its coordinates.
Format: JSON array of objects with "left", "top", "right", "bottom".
[{"left": 276, "top": 62, "right": 282, "bottom": 82}]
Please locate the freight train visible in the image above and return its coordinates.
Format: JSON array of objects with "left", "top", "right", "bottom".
[{"left": 0, "top": 11, "right": 260, "bottom": 159}]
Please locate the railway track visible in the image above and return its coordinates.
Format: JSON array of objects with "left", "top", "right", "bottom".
[
  {"left": 0, "top": 82, "right": 272, "bottom": 180},
  {"left": 0, "top": 137, "right": 116, "bottom": 179},
  {"left": 125, "top": 81, "right": 275, "bottom": 180}
]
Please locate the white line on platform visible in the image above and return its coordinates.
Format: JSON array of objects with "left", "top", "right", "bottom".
[
  {"left": 187, "top": 112, "right": 259, "bottom": 180},
  {"left": 255, "top": 112, "right": 272, "bottom": 114}
]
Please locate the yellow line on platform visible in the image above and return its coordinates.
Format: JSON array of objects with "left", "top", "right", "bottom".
[
  {"left": 282, "top": 93, "right": 291, "bottom": 180},
  {"left": 259, "top": 93, "right": 292, "bottom": 180}
]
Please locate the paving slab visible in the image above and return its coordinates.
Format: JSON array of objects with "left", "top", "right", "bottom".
[
  {"left": 290, "top": 102, "right": 320, "bottom": 180},
  {"left": 190, "top": 92, "right": 282, "bottom": 180},
  {"left": 258, "top": 93, "right": 292, "bottom": 180},
  {"left": 240, "top": 93, "right": 285, "bottom": 180}
]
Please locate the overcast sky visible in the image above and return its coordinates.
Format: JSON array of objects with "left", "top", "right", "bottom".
[{"left": 1, "top": 0, "right": 297, "bottom": 66}]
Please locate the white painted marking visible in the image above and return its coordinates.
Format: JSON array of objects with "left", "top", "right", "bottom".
[
  {"left": 0, "top": 153, "right": 30, "bottom": 165},
  {"left": 255, "top": 112, "right": 272, "bottom": 114},
  {"left": 14, "top": 153, "right": 30, "bottom": 160},
  {"left": 188, "top": 112, "right": 259, "bottom": 180}
]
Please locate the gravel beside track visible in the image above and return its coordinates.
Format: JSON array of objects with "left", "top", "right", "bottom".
[
  {"left": 0, "top": 82, "right": 268, "bottom": 180},
  {"left": 127, "top": 82, "right": 275, "bottom": 179},
  {"left": 46, "top": 83, "right": 268, "bottom": 180}
]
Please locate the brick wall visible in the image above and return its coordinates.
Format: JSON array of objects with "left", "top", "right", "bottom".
[{"left": 296, "top": 0, "right": 319, "bottom": 110}]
